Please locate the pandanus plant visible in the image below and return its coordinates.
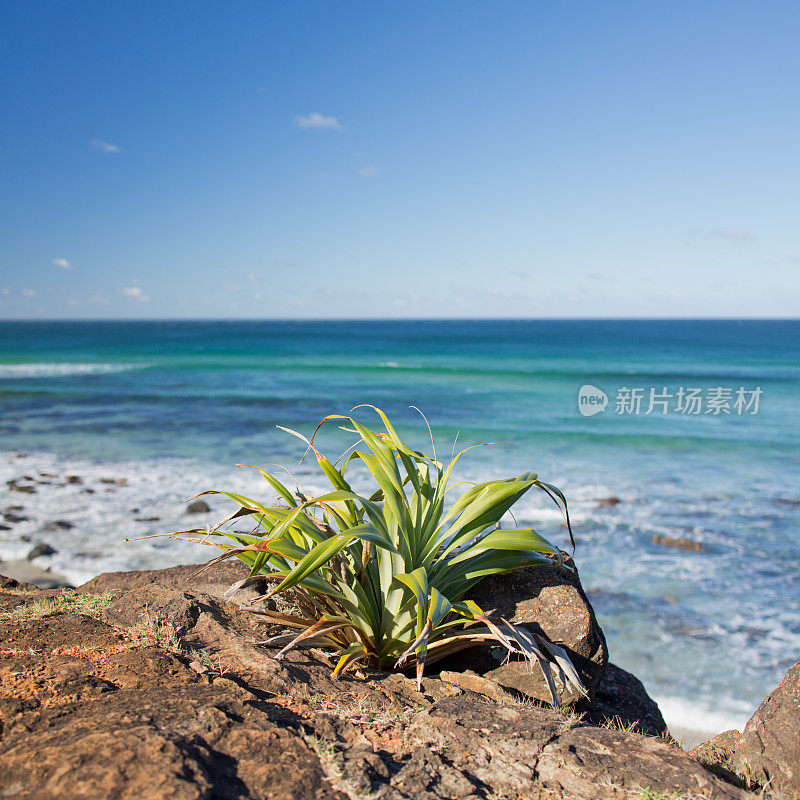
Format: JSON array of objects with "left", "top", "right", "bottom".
[{"left": 170, "top": 406, "right": 586, "bottom": 706}]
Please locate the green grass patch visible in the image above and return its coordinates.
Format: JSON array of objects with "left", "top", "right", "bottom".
[{"left": 1, "top": 590, "right": 114, "bottom": 621}]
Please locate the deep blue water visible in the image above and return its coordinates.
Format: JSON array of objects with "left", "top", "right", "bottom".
[{"left": 1, "top": 319, "right": 798, "bottom": 733}]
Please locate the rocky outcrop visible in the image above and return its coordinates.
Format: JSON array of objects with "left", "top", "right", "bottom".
[
  {"left": 0, "top": 565, "right": 751, "bottom": 800},
  {"left": 582, "top": 661, "right": 668, "bottom": 736},
  {"left": 449, "top": 560, "right": 608, "bottom": 707},
  {"left": 733, "top": 659, "right": 800, "bottom": 795},
  {"left": 690, "top": 729, "right": 742, "bottom": 786}
]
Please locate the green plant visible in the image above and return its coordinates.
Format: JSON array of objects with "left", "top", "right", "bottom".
[{"left": 170, "top": 406, "right": 585, "bottom": 705}]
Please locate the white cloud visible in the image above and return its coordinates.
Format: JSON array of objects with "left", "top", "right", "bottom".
[
  {"left": 294, "top": 112, "right": 344, "bottom": 131},
  {"left": 1, "top": 287, "right": 9, "bottom": 295},
  {"left": 712, "top": 229, "right": 757, "bottom": 242},
  {"left": 357, "top": 165, "right": 384, "bottom": 177},
  {"left": 21, "top": 289, "right": 36, "bottom": 297},
  {"left": 52, "top": 258, "right": 73, "bottom": 269},
  {"left": 91, "top": 139, "right": 122, "bottom": 153},
  {"left": 122, "top": 286, "right": 149, "bottom": 302},
  {"left": 67, "top": 299, "right": 80, "bottom": 306},
  {"left": 87, "top": 294, "right": 109, "bottom": 305}
]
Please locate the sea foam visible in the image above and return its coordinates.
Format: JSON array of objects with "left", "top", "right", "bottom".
[{"left": 0, "top": 362, "right": 143, "bottom": 379}]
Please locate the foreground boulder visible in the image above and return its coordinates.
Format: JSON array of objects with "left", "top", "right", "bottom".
[
  {"left": 458, "top": 560, "right": 608, "bottom": 706},
  {"left": 690, "top": 730, "right": 742, "bottom": 786},
  {"left": 582, "top": 661, "right": 667, "bottom": 736},
  {"left": 0, "top": 565, "right": 749, "bottom": 800},
  {"left": 733, "top": 659, "right": 800, "bottom": 795}
]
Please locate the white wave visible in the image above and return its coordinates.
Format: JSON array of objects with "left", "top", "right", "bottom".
[
  {"left": 0, "top": 362, "right": 143, "bottom": 379},
  {"left": 656, "top": 694, "right": 752, "bottom": 739}
]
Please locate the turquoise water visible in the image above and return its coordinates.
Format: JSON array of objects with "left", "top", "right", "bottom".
[{"left": 1, "top": 319, "right": 798, "bottom": 732}]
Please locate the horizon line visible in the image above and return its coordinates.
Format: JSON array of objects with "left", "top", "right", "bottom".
[{"left": 0, "top": 316, "right": 799, "bottom": 323}]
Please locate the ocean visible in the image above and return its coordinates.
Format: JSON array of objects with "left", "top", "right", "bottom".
[{"left": 1, "top": 319, "right": 798, "bottom": 736}]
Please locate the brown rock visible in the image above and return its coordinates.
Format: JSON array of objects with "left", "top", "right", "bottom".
[
  {"left": 690, "top": 729, "right": 741, "bottom": 784},
  {"left": 79, "top": 561, "right": 255, "bottom": 605},
  {"left": 536, "top": 725, "right": 745, "bottom": 799},
  {"left": 582, "top": 662, "right": 668, "bottom": 737},
  {"left": 186, "top": 499, "right": 211, "bottom": 514},
  {"left": 0, "top": 685, "right": 341, "bottom": 800},
  {"left": 437, "top": 670, "right": 514, "bottom": 702},
  {"left": 597, "top": 496, "right": 621, "bottom": 506},
  {"left": 406, "top": 696, "right": 744, "bottom": 800},
  {"left": 463, "top": 561, "right": 608, "bottom": 706},
  {"left": 652, "top": 534, "right": 705, "bottom": 551},
  {"left": 0, "top": 569, "right": 753, "bottom": 800},
  {"left": 734, "top": 659, "right": 800, "bottom": 794}
]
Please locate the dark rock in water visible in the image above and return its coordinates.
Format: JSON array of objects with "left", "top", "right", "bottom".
[
  {"left": 27, "top": 543, "right": 57, "bottom": 560},
  {"left": 65, "top": 475, "right": 83, "bottom": 484},
  {"left": 733, "top": 658, "right": 800, "bottom": 794},
  {"left": 100, "top": 477, "right": 128, "bottom": 486},
  {"left": 773, "top": 497, "right": 800, "bottom": 507},
  {"left": 134, "top": 517, "right": 160, "bottom": 523},
  {"left": 0, "top": 524, "right": 10, "bottom": 531},
  {"left": 6, "top": 479, "right": 36, "bottom": 494},
  {"left": 3, "top": 513, "right": 29, "bottom": 523},
  {"left": 690, "top": 729, "right": 741, "bottom": 784},
  {"left": 597, "top": 496, "right": 621, "bottom": 506},
  {"left": 455, "top": 561, "right": 608, "bottom": 706},
  {"left": 81, "top": 488, "right": 96, "bottom": 494},
  {"left": 582, "top": 662, "right": 668, "bottom": 737},
  {"left": 44, "top": 520, "right": 75, "bottom": 532},
  {"left": 186, "top": 500, "right": 211, "bottom": 514},
  {"left": 0, "top": 564, "right": 748, "bottom": 800},
  {"left": 652, "top": 534, "right": 705, "bottom": 551}
]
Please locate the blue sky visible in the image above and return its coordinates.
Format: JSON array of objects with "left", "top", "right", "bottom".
[{"left": 1, "top": 0, "right": 798, "bottom": 319}]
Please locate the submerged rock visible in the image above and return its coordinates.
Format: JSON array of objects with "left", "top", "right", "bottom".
[
  {"left": 100, "top": 477, "right": 128, "bottom": 486},
  {"left": 43, "top": 520, "right": 75, "bottom": 532},
  {"left": 652, "top": 534, "right": 706, "bottom": 551},
  {"left": 26, "top": 543, "right": 57, "bottom": 560},
  {"left": 6, "top": 479, "right": 36, "bottom": 494},
  {"left": 186, "top": 500, "right": 211, "bottom": 514}
]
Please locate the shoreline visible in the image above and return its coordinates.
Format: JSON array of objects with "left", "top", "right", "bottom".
[{"left": 0, "top": 558, "right": 72, "bottom": 589}]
